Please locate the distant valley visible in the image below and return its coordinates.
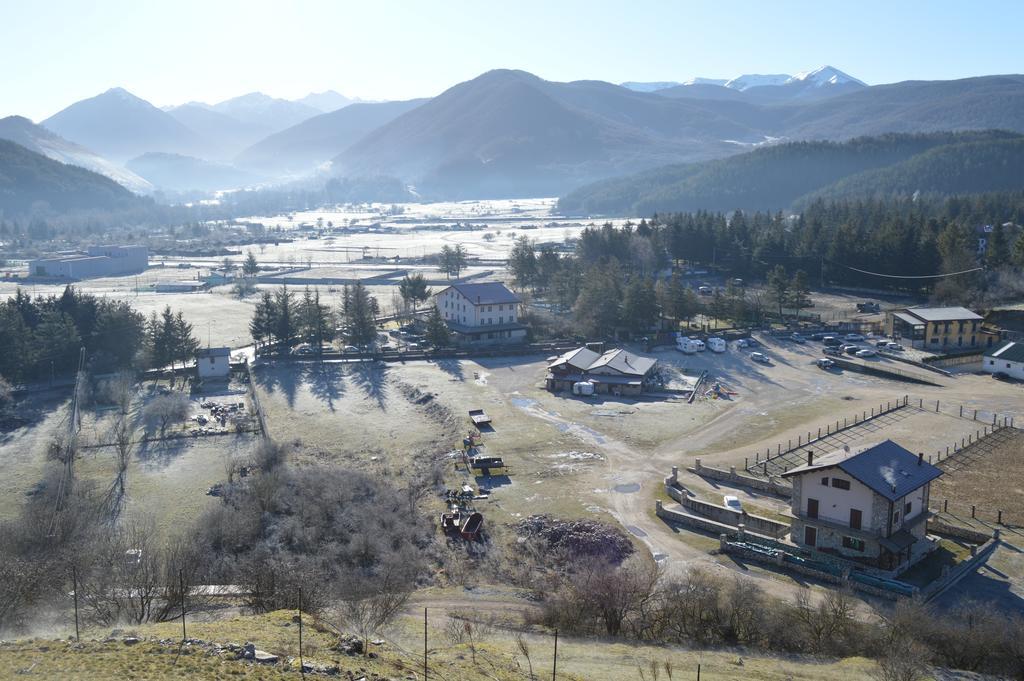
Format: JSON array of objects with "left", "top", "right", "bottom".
[{"left": 3, "top": 67, "right": 1024, "bottom": 207}]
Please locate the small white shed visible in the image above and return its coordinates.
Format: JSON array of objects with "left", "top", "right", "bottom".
[
  {"left": 984, "top": 341, "right": 1024, "bottom": 380},
  {"left": 196, "top": 347, "right": 231, "bottom": 379}
]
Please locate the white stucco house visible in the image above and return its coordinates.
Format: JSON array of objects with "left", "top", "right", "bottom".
[
  {"left": 781, "top": 440, "right": 943, "bottom": 571},
  {"left": 196, "top": 347, "right": 231, "bottom": 379},
  {"left": 434, "top": 282, "right": 527, "bottom": 345}
]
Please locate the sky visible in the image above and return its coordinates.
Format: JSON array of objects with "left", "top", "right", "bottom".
[{"left": 2, "top": 0, "right": 1023, "bottom": 121}]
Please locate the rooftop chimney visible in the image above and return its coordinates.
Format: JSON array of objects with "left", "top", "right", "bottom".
[
  {"left": 918, "top": 452, "right": 924, "bottom": 466},
  {"left": 807, "top": 450, "right": 814, "bottom": 466}
]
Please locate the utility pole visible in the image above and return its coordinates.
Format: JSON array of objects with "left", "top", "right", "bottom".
[
  {"left": 179, "top": 569, "right": 187, "bottom": 642},
  {"left": 424, "top": 607, "right": 428, "bottom": 681},
  {"left": 552, "top": 629, "right": 558, "bottom": 680},
  {"left": 72, "top": 565, "right": 80, "bottom": 642},
  {"left": 298, "top": 587, "right": 305, "bottom": 679}
]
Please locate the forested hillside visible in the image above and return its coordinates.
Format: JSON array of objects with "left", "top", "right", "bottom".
[
  {"left": 559, "top": 131, "right": 1024, "bottom": 215},
  {"left": 0, "top": 139, "right": 145, "bottom": 216},
  {"left": 798, "top": 136, "right": 1024, "bottom": 205}
]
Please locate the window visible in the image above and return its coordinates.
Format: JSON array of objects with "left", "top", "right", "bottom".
[
  {"left": 904, "top": 501, "right": 912, "bottom": 515},
  {"left": 990, "top": 360, "right": 995, "bottom": 365},
  {"left": 831, "top": 478, "right": 850, "bottom": 490},
  {"left": 893, "top": 510, "right": 900, "bottom": 524},
  {"left": 806, "top": 498, "right": 819, "bottom": 519},
  {"left": 842, "top": 536, "right": 865, "bottom": 552},
  {"left": 821, "top": 477, "right": 829, "bottom": 486},
  {"left": 850, "top": 509, "right": 862, "bottom": 530}
]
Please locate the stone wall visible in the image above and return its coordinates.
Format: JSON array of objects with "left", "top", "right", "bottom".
[
  {"left": 927, "top": 518, "right": 994, "bottom": 544},
  {"left": 687, "top": 460, "right": 793, "bottom": 497},
  {"left": 681, "top": 496, "right": 789, "bottom": 539}
]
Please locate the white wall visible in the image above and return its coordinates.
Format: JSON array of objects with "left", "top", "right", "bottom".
[
  {"left": 983, "top": 356, "right": 1024, "bottom": 380},
  {"left": 799, "top": 472, "right": 877, "bottom": 530},
  {"left": 198, "top": 355, "right": 230, "bottom": 378}
]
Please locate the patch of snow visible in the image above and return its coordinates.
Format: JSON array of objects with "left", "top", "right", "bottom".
[{"left": 724, "top": 73, "right": 792, "bottom": 91}]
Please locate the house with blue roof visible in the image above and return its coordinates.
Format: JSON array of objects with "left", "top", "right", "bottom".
[
  {"left": 434, "top": 282, "right": 527, "bottom": 345},
  {"left": 781, "top": 440, "right": 943, "bottom": 571}
]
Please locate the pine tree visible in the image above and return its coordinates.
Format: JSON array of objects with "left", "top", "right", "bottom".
[
  {"left": 986, "top": 222, "right": 1008, "bottom": 268},
  {"left": 622, "top": 277, "right": 658, "bottom": 333},
  {"left": 508, "top": 236, "right": 538, "bottom": 288},
  {"left": 34, "top": 310, "right": 80, "bottom": 374},
  {"left": 250, "top": 291, "right": 275, "bottom": 351},
  {"left": 767, "top": 265, "right": 790, "bottom": 319},
  {"left": 273, "top": 285, "right": 295, "bottom": 353},
  {"left": 174, "top": 311, "right": 200, "bottom": 369},
  {"left": 243, "top": 251, "right": 259, "bottom": 276},
  {"left": 425, "top": 308, "right": 451, "bottom": 348}
]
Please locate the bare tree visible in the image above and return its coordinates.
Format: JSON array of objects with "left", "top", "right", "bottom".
[
  {"left": 515, "top": 632, "right": 535, "bottom": 680},
  {"left": 143, "top": 393, "right": 190, "bottom": 436},
  {"left": 335, "top": 571, "right": 413, "bottom": 657},
  {"left": 101, "top": 371, "right": 135, "bottom": 416},
  {"left": 103, "top": 413, "right": 133, "bottom": 519},
  {"left": 873, "top": 637, "right": 931, "bottom": 681}
]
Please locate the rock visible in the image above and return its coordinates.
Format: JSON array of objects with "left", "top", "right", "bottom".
[
  {"left": 123, "top": 637, "right": 141, "bottom": 646},
  {"left": 253, "top": 649, "right": 279, "bottom": 663},
  {"left": 242, "top": 642, "right": 256, "bottom": 659},
  {"left": 371, "top": 639, "right": 385, "bottom": 646}
]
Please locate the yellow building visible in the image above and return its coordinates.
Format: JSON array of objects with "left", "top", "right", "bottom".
[{"left": 885, "top": 306, "right": 983, "bottom": 351}]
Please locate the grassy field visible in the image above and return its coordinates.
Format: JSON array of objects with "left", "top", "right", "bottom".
[
  {"left": 930, "top": 428, "right": 1024, "bottom": 527},
  {"left": 0, "top": 608, "right": 895, "bottom": 681}
]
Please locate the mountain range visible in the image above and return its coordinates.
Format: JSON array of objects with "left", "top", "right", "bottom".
[
  {"left": 13, "top": 67, "right": 1024, "bottom": 202},
  {"left": 558, "top": 130, "right": 1024, "bottom": 215},
  {"left": 621, "top": 66, "right": 867, "bottom": 102}
]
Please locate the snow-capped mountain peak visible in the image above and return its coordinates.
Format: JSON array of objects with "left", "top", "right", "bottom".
[
  {"left": 681, "top": 77, "right": 729, "bottom": 87},
  {"left": 786, "top": 65, "right": 866, "bottom": 88},
  {"left": 723, "top": 73, "right": 792, "bottom": 91}
]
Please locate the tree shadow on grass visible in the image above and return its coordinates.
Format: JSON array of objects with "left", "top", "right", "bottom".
[
  {"left": 351, "top": 362, "right": 389, "bottom": 411},
  {"left": 304, "top": 362, "right": 347, "bottom": 412},
  {"left": 436, "top": 359, "right": 464, "bottom": 381},
  {"left": 254, "top": 363, "right": 300, "bottom": 410},
  {"left": 134, "top": 434, "right": 190, "bottom": 466}
]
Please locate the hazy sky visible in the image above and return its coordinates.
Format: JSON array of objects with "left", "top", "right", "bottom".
[{"left": 3, "top": 0, "right": 1023, "bottom": 121}]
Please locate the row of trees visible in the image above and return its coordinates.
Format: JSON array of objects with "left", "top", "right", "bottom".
[
  {"left": 249, "top": 283, "right": 384, "bottom": 353},
  {"left": 0, "top": 287, "right": 198, "bottom": 383},
  {"left": 528, "top": 557, "right": 1024, "bottom": 680}
]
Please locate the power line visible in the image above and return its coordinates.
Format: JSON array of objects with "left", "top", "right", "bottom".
[{"left": 825, "top": 260, "right": 984, "bottom": 280}]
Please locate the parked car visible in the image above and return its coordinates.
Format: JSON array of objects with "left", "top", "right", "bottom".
[
  {"left": 856, "top": 348, "right": 877, "bottom": 358},
  {"left": 810, "top": 332, "right": 828, "bottom": 341},
  {"left": 698, "top": 285, "right": 713, "bottom": 296},
  {"left": 875, "top": 339, "right": 891, "bottom": 347},
  {"left": 886, "top": 342, "right": 904, "bottom": 351},
  {"left": 816, "top": 358, "right": 836, "bottom": 369},
  {"left": 856, "top": 302, "right": 881, "bottom": 313},
  {"left": 992, "top": 372, "right": 1011, "bottom": 381},
  {"left": 823, "top": 346, "right": 843, "bottom": 357},
  {"left": 291, "top": 343, "right": 314, "bottom": 356},
  {"left": 342, "top": 345, "right": 360, "bottom": 354},
  {"left": 723, "top": 495, "right": 743, "bottom": 511},
  {"left": 844, "top": 333, "right": 866, "bottom": 341},
  {"left": 750, "top": 352, "right": 770, "bottom": 364},
  {"left": 843, "top": 344, "right": 861, "bottom": 355},
  {"left": 790, "top": 333, "right": 807, "bottom": 344},
  {"left": 822, "top": 336, "right": 841, "bottom": 347}
]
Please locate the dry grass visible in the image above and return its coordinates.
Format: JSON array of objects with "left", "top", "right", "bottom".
[
  {"left": 0, "top": 607, "right": 892, "bottom": 681},
  {"left": 930, "top": 429, "right": 1024, "bottom": 527}
]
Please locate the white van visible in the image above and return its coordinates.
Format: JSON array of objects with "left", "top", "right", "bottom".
[{"left": 707, "top": 337, "right": 726, "bottom": 353}]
